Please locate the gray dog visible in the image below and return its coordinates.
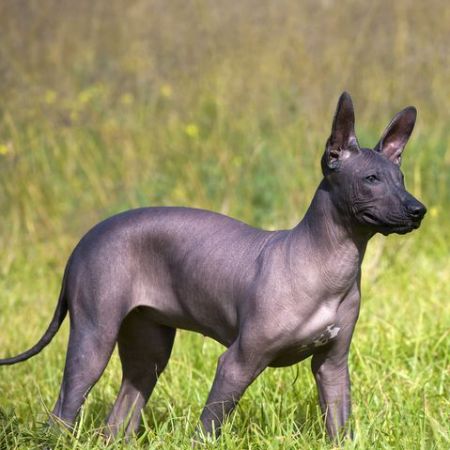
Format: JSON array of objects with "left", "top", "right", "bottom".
[{"left": 0, "top": 93, "right": 426, "bottom": 441}]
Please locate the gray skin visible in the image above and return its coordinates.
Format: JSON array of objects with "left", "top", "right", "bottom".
[{"left": 0, "top": 92, "right": 426, "bottom": 441}]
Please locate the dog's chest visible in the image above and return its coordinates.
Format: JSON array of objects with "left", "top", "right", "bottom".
[
  {"left": 269, "top": 320, "right": 342, "bottom": 368},
  {"left": 300, "top": 323, "right": 341, "bottom": 349}
]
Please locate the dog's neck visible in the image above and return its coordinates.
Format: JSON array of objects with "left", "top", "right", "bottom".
[{"left": 288, "top": 179, "right": 371, "bottom": 290}]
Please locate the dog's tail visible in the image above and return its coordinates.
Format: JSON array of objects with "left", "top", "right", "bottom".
[{"left": 0, "top": 268, "right": 69, "bottom": 366}]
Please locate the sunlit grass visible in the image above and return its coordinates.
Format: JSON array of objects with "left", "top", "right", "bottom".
[{"left": 0, "top": 1, "right": 449, "bottom": 448}]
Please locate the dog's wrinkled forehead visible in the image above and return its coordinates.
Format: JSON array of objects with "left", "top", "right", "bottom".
[{"left": 344, "top": 147, "right": 400, "bottom": 176}]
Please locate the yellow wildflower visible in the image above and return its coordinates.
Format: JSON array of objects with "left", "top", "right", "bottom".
[
  {"left": 185, "top": 123, "right": 199, "bottom": 139},
  {"left": 44, "top": 90, "right": 57, "bottom": 105},
  {"left": 160, "top": 84, "right": 173, "bottom": 98},
  {"left": 120, "top": 93, "right": 134, "bottom": 105},
  {"left": 429, "top": 206, "right": 439, "bottom": 218},
  {"left": 0, "top": 144, "right": 9, "bottom": 155}
]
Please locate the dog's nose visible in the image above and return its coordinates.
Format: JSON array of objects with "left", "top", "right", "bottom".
[{"left": 407, "top": 202, "right": 427, "bottom": 220}]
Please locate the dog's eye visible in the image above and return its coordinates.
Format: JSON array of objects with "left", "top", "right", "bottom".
[{"left": 365, "top": 174, "right": 379, "bottom": 183}]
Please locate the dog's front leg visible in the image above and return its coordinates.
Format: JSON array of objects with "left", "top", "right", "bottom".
[
  {"left": 311, "top": 352, "right": 352, "bottom": 440},
  {"left": 310, "top": 287, "right": 360, "bottom": 441},
  {"left": 197, "top": 341, "right": 268, "bottom": 440}
]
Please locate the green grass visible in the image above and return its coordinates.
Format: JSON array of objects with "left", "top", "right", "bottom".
[{"left": 0, "top": 1, "right": 449, "bottom": 448}]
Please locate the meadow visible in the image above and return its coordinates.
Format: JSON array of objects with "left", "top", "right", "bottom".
[{"left": 0, "top": 1, "right": 449, "bottom": 448}]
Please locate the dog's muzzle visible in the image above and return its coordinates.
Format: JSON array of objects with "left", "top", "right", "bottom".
[{"left": 405, "top": 200, "right": 427, "bottom": 229}]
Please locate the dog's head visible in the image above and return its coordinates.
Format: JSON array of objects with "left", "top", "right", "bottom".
[{"left": 321, "top": 92, "right": 426, "bottom": 235}]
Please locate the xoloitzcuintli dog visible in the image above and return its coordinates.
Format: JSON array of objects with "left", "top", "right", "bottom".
[{"left": 0, "top": 92, "right": 426, "bottom": 441}]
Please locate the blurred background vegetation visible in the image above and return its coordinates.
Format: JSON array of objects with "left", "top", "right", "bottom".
[
  {"left": 0, "top": 1, "right": 448, "bottom": 448},
  {"left": 1, "top": 0, "right": 449, "bottom": 254}
]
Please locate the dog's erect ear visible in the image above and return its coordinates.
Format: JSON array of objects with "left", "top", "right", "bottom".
[
  {"left": 323, "top": 92, "right": 359, "bottom": 171},
  {"left": 374, "top": 106, "right": 416, "bottom": 166}
]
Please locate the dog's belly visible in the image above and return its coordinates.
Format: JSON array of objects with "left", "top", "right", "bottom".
[
  {"left": 136, "top": 277, "right": 242, "bottom": 347},
  {"left": 144, "top": 300, "right": 239, "bottom": 347},
  {"left": 269, "top": 348, "right": 314, "bottom": 367}
]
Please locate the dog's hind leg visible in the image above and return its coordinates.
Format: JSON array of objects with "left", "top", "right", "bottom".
[
  {"left": 105, "top": 307, "right": 176, "bottom": 438},
  {"left": 50, "top": 321, "right": 118, "bottom": 428}
]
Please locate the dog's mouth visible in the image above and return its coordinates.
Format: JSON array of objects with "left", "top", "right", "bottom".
[
  {"left": 360, "top": 211, "right": 423, "bottom": 235},
  {"left": 385, "top": 222, "right": 420, "bottom": 235}
]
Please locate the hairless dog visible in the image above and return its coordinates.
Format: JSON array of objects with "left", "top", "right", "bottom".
[{"left": 0, "top": 92, "right": 426, "bottom": 441}]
